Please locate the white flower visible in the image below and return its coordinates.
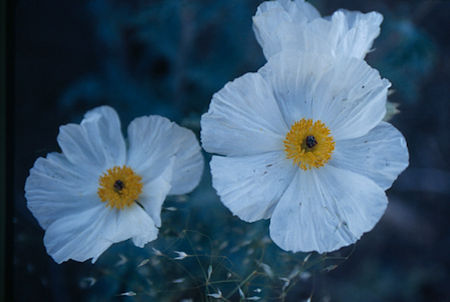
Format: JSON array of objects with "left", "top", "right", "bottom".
[
  {"left": 25, "top": 106, "right": 203, "bottom": 263},
  {"left": 253, "top": 0, "right": 383, "bottom": 60},
  {"left": 201, "top": 51, "right": 409, "bottom": 253}
]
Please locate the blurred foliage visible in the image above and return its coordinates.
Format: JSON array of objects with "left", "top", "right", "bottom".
[
  {"left": 14, "top": 0, "right": 450, "bottom": 301},
  {"left": 370, "top": 15, "right": 435, "bottom": 104},
  {"left": 59, "top": 0, "right": 265, "bottom": 126}
]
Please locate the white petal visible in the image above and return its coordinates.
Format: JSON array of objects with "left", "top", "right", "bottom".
[
  {"left": 127, "top": 115, "right": 203, "bottom": 227},
  {"left": 270, "top": 166, "right": 387, "bottom": 253},
  {"left": 258, "top": 0, "right": 320, "bottom": 19},
  {"left": 288, "top": 0, "right": 321, "bottom": 20},
  {"left": 25, "top": 152, "right": 98, "bottom": 229},
  {"left": 252, "top": 1, "right": 382, "bottom": 60},
  {"left": 259, "top": 51, "right": 332, "bottom": 127},
  {"left": 44, "top": 204, "right": 157, "bottom": 263},
  {"left": 253, "top": 0, "right": 320, "bottom": 59},
  {"left": 306, "top": 10, "right": 383, "bottom": 59},
  {"left": 166, "top": 125, "right": 204, "bottom": 195},
  {"left": 210, "top": 151, "right": 296, "bottom": 222},
  {"left": 129, "top": 205, "right": 159, "bottom": 248},
  {"left": 330, "top": 122, "right": 409, "bottom": 190},
  {"left": 127, "top": 116, "right": 202, "bottom": 194},
  {"left": 260, "top": 51, "right": 390, "bottom": 140},
  {"left": 44, "top": 205, "right": 111, "bottom": 263},
  {"left": 138, "top": 160, "right": 174, "bottom": 227},
  {"left": 333, "top": 10, "right": 383, "bottom": 59},
  {"left": 312, "top": 57, "right": 390, "bottom": 140},
  {"left": 201, "top": 72, "right": 288, "bottom": 156},
  {"left": 57, "top": 106, "right": 126, "bottom": 172}
]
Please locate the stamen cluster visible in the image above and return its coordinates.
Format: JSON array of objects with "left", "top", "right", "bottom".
[
  {"left": 284, "top": 119, "right": 335, "bottom": 170},
  {"left": 98, "top": 165, "right": 143, "bottom": 209}
]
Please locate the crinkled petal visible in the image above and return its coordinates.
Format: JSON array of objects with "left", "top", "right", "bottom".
[
  {"left": 253, "top": 0, "right": 382, "bottom": 60},
  {"left": 44, "top": 204, "right": 157, "bottom": 263},
  {"left": 333, "top": 10, "right": 383, "bottom": 59},
  {"left": 307, "top": 10, "right": 383, "bottom": 59},
  {"left": 129, "top": 205, "right": 160, "bottom": 248},
  {"left": 57, "top": 106, "right": 126, "bottom": 173},
  {"left": 259, "top": 51, "right": 332, "bottom": 127},
  {"left": 201, "top": 72, "right": 288, "bottom": 156},
  {"left": 330, "top": 122, "right": 409, "bottom": 190},
  {"left": 127, "top": 116, "right": 203, "bottom": 195},
  {"left": 253, "top": 0, "right": 320, "bottom": 59},
  {"left": 270, "top": 166, "right": 387, "bottom": 253},
  {"left": 44, "top": 205, "right": 110, "bottom": 263},
  {"left": 210, "top": 151, "right": 296, "bottom": 222},
  {"left": 166, "top": 125, "right": 203, "bottom": 195},
  {"left": 138, "top": 159, "right": 174, "bottom": 227},
  {"left": 25, "top": 152, "right": 99, "bottom": 229},
  {"left": 260, "top": 51, "right": 390, "bottom": 140}
]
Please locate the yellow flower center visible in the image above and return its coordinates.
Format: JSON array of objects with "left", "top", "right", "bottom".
[
  {"left": 284, "top": 119, "right": 335, "bottom": 170},
  {"left": 97, "top": 165, "right": 143, "bottom": 209}
]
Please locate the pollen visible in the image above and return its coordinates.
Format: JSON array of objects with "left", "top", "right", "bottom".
[
  {"left": 284, "top": 119, "right": 335, "bottom": 170},
  {"left": 97, "top": 165, "right": 143, "bottom": 210}
]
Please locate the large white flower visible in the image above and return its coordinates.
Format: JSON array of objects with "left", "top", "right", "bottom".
[
  {"left": 201, "top": 51, "right": 408, "bottom": 253},
  {"left": 253, "top": 0, "right": 383, "bottom": 60},
  {"left": 25, "top": 106, "right": 203, "bottom": 263}
]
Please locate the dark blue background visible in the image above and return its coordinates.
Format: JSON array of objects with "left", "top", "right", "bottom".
[{"left": 14, "top": 0, "right": 450, "bottom": 301}]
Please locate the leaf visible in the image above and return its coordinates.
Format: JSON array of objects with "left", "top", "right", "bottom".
[
  {"left": 174, "top": 251, "right": 188, "bottom": 260},
  {"left": 137, "top": 259, "right": 150, "bottom": 267},
  {"left": 300, "top": 271, "right": 311, "bottom": 280},
  {"left": 207, "top": 265, "right": 213, "bottom": 280},
  {"left": 239, "top": 287, "right": 245, "bottom": 298},
  {"left": 164, "top": 206, "right": 177, "bottom": 211},
  {"left": 280, "top": 277, "right": 290, "bottom": 291},
  {"left": 259, "top": 263, "right": 274, "bottom": 279},
  {"left": 115, "top": 254, "right": 128, "bottom": 266},
  {"left": 79, "top": 277, "right": 96, "bottom": 289},
  {"left": 207, "top": 289, "right": 223, "bottom": 299},
  {"left": 218, "top": 241, "right": 228, "bottom": 250},
  {"left": 384, "top": 101, "right": 400, "bottom": 121},
  {"left": 172, "top": 278, "right": 185, "bottom": 284},
  {"left": 288, "top": 267, "right": 300, "bottom": 279},
  {"left": 323, "top": 264, "right": 338, "bottom": 272},
  {"left": 303, "top": 253, "right": 312, "bottom": 264},
  {"left": 152, "top": 247, "right": 163, "bottom": 256},
  {"left": 119, "top": 291, "right": 136, "bottom": 296}
]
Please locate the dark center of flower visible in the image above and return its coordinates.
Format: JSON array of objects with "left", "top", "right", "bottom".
[
  {"left": 305, "top": 135, "right": 318, "bottom": 149},
  {"left": 113, "top": 179, "right": 125, "bottom": 192}
]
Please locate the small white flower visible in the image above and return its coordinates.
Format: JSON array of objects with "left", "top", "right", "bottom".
[
  {"left": 253, "top": 0, "right": 383, "bottom": 60},
  {"left": 201, "top": 51, "right": 409, "bottom": 253},
  {"left": 25, "top": 106, "right": 203, "bottom": 263}
]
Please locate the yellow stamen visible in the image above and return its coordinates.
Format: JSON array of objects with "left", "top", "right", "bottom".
[
  {"left": 284, "top": 119, "right": 335, "bottom": 170},
  {"left": 97, "top": 165, "right": 143, "bottom": 209}
]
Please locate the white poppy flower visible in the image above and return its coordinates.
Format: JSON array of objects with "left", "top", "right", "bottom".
[
  {"left": 25, "top": 106, "right": 203, "bottom": 263},
  {"left": 253, "top": 0, "right": 383, "bottom": 60},
  {"left": 201, "top": 51, "right": 409, "bottom": 253}
]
